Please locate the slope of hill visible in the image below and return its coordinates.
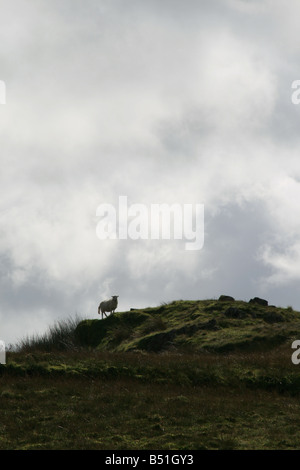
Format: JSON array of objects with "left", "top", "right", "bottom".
[
  {"left": 2, "top": 296, "right": 300, "bottom": 450},
  {"left": 75, "top": 297, "right": 300, "bottom": 353}
]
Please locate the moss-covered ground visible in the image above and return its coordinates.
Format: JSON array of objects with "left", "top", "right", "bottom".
[{"left": 1, "top": 298, "right": 300, "bottom": 449}]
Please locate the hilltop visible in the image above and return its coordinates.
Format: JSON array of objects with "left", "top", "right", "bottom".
[{"left": 75, "top": 296, "right": 300, "bottom": 354}]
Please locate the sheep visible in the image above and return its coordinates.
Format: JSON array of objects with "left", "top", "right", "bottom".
[{"left": 98, "top": 295, "right": 119, "bottom": 319}]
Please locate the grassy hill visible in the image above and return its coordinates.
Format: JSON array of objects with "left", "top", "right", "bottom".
[
  {"left": 74, "top": 297, "right": 300, "bottom": 353},
  {"left": 1, "top": 296, "right": 300, "bottom": 450}
]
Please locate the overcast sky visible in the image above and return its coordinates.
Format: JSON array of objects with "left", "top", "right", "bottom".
[{"left": 1, "top": 0, "right": 300, "bottom": 345}]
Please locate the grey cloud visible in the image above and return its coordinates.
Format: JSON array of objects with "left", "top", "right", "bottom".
[{"left": 0, "top": 0, "right": 300, "bottom": 344}]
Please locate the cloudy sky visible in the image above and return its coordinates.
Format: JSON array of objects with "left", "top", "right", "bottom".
[{"left": 1, "top": 0, "right": 300, "bottom": 345}]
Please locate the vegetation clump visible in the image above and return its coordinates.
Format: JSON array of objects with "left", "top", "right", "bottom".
[{"left": 72, "top": 299, "right": 300, "bottom": 354}]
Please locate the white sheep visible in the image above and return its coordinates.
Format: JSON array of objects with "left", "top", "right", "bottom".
[{"left": 98, "top": 295, "right": 119, "bottom": 319}]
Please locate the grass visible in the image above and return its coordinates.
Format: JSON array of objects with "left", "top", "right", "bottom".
[
  {"left": 74, "top": 298, "right": 300, "bottom": 354},
  {"left": 1, "top": 348, "right": 300, "bottom": 450},
  {"left": 2, "top": 298, "right": 300, "bottom": 449},
  {"left": 2, "top": 375, "right": 300, "bottom": 450},
  {"left": 15, "top": 314, "right": 84, "bottom": 353}
]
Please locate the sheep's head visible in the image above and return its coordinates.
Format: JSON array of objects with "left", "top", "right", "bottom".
[{"left": 112, "top": 295, "right": 119, "bottom": 301}]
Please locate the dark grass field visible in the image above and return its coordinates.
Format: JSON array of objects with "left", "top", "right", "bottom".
[
  {"left": 1, "top": 298, "right": 300, "bottom": 450},
  {"left": 2, "top": 373, "right": 300, "bottom": 450}
]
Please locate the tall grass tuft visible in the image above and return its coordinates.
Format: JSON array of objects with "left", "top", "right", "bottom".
[{"left": 16, "top": 314, "right": 84, "bottom": 353}]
